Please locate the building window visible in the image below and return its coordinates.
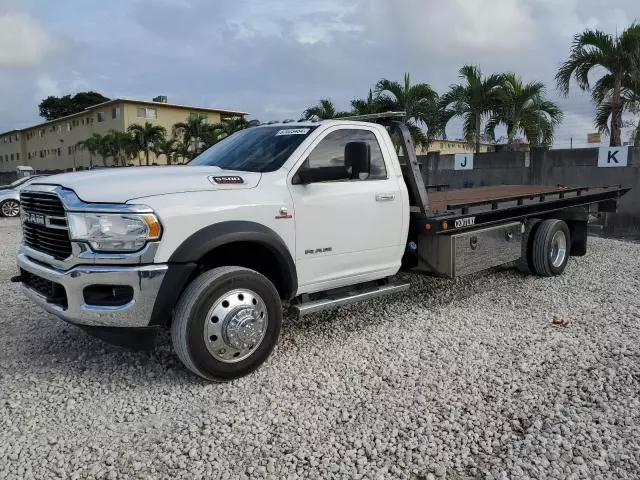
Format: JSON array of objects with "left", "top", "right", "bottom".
[
  {"left": 57, "top": 148, "right": 62, "bottom": 156},
  {"left": 40, "top": 129, "right": 45, "bottom": 138},
  {"left": 16, "top": 153, "right": 19, "bottom": 160},
  {"left": 97, "top": 111, "right": 104, "bottom": 123},
  {"left": 189, "top": 112, "right": 208, "bottom": 123},
  {"left": 112, "top": 107, "right": 121, "bottom": 119},
  {"left": 136, "top": 107, "right": 157, "bottom": 119}
]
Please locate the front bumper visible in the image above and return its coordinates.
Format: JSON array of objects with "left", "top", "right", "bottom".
[{"left": 17, "top": 252, "right": 168, "bottom": 328}]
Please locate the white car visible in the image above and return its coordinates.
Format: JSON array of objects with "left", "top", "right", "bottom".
[{"left": 0, "top": 175, "right": 49, "bottom": 217}]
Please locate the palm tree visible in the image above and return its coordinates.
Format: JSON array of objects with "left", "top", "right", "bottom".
[
  {"left": 486, "top": 74, "right": 563, "bottom": 149},
  {"left": 302, "top": 99, "right": 349, "bottom": 120},
  {"left": 172, "top": 115, "right": 215, "bottom": 159},
  {"left": 215, "top": 116, "right": 248, "bottom": 136},
  {"left": 95, "top": 135, "right": 113, "bottom": 166},
  {"left": 128, "top": 122, "right": 167, "bottom": 166},
  {"left": 440, "top": 66, "right": 506, "bottom": 154},
  {"left": 375, "top": 73, "right": 449, "bottom": 150},
  {"left": 75, "top": 133, "right": 103, "bottom": 168},
  {"left": 173, "top": 141, "right": 191, "bottom": 164},
  {"left": 154, "top": 137, "right": 178, "bottom": 165},
  {"left": 350, "top": 89, "right": 381, "bottom": 115},
  {"left": 556, "top": 24, "right": 640, "bottom": 146}
]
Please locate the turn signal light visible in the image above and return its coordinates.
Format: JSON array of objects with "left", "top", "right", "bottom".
[
  {"left": 423, "top": 223, "right": 432, "bottom": 232},
  {"left": 442, "top": 221, "right": 449, "bottom": 230},
  {"left": 142, "top": 214, "right": 162, "bottom": 239}
]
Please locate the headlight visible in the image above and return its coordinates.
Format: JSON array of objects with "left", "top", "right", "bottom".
[{"left": 67, "top": 213, "right": 161, "bottom": 252}]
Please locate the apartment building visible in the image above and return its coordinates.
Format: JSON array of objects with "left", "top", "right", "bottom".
[
  {"left": 420, "top": 139, "right": 495, "bottom": 155},
  {"left": 0, "top": 98, "right": 247, "bottom": 174}
]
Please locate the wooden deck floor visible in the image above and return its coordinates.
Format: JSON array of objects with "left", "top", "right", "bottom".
[{"left": 426, "top": 185, "right": 579, "bottom": 212}]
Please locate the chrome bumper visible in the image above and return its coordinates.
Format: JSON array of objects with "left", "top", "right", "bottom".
[{"left": 17, "top": 252, "right": 167, "bottom": 328}]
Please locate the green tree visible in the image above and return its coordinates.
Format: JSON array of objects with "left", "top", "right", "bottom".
[
  {"left": 154, "top": 137, "right": 178, "bottom": 165},
  {"left": 173, "top": 141, "right": 191, "bottom": 164},
  {"left": 95, "top": 135, "right": 113, "bottom": 166},
  {"left": 350, "top": 89, "right": 382, "bottom": 115},
  {"left": 375, "top": 73, "right": 449, "bottom": 150},
  {"left": 128, "top": 122, "right": 167, "bottom": 166},
  {"left": 440, "top": 66, "right": 506, "bottom": 154},
  {"left": 556, "top": 24, "right": 640, "bottom": 146},
  {"left": 38, "top": 92, "right": 110, "bottom": 120},
  {"left": 75, "top": 133, "right": 103, "bottom": 168},
  {"left": 172, "top": 115, "right": 216, "bottom": 159},
  {"left": 212, "top": 116, "right": 248, "bottom": 140},
  {"left": 302, "top": 99, "right": 349, "bottom": 120},
  {"left": 486, "top": 74, "right": 563, "bottom": 149}
]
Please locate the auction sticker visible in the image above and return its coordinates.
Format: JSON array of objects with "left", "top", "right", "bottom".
[{"left": 276, "top": 128, "right": 310, "bottom": 136}]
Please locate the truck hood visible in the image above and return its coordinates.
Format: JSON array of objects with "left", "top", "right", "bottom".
[{"left": 30, "top": 166, "right": 262, "bottom": 203}]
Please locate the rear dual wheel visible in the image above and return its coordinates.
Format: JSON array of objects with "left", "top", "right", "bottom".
[
  {"left": 171, "top": 266, "right": 282, "bottom": 382},
  {"left": 519, "top": 219, "right": 570, "bottom": 277}
]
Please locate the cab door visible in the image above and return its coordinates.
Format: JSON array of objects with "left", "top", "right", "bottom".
[{"left": 288, "top": 126, "right": 404, "bottom": 292}]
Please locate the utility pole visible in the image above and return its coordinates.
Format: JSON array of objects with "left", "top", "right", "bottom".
[{"left": 570, "top": 137, "right": 573, "bottom": 150}]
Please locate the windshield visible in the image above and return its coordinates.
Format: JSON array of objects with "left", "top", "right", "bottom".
[{"left": 189, "top": 126, "right": 317, "bottom": 172}]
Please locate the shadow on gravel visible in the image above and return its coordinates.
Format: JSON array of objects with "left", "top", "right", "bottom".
[{"left": 11, "top": 318, "right": 201, "bottom": 386}]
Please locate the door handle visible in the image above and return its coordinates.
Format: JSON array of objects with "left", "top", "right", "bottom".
[{"left": 375, "top": 193, "right": 395, "bottom": 202}]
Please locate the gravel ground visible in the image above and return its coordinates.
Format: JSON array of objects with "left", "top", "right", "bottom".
[{"left": 1, "top": 216, "right": 640, "bottom": 480}]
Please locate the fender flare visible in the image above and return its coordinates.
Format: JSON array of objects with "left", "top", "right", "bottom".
[{"left": 168, "top": 220, "right": 298, "bottom": 299}]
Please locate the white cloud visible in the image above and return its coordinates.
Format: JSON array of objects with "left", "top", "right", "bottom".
[
  {"left": 34, "top": 74, "right": 61, "bottom": 101},
  {"left": 0, "top": 12, "right": 58, "bottom": 67}
]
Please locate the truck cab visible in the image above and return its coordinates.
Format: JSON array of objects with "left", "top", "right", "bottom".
[{"left": 14, "top": 114, "right": 630, "bottom": 382}]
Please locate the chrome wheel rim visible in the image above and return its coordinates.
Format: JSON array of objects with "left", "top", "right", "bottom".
[
  {"left": 1, "top": 201, "right": 19, "bottom": 217},
  {"left": 204, "top": 289, "right": 268, "bottom": 363},
  {"left": 550, "top": 230, "right": 567, "bottom": 268}
]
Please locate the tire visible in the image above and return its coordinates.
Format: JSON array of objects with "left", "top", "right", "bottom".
[
  {"left": 171, "top": 266, "right": 282, "bottom": 382},
  {"left": 531, "top": 219, "right": 571, "bottom": 277},
  {"left": 0, "top": 200, "right": 20, "bottom": 217},
  {"left": 516, "top": 218, "right": 541, "bottom": 274}
]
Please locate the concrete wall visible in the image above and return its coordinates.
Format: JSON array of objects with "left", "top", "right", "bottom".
[{"left": 418, "top": 151, "right": 531, "bottom": 188}]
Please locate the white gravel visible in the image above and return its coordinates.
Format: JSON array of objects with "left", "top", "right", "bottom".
[{"left": 1, "top": 216, "right": 640, "bottom": 479}]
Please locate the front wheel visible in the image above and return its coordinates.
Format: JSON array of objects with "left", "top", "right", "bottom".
[
  {"left": 1, "top": 200, "right": 20, "bottom": 217},
  {"left": 171, "top": 266, "right": 282, "bottom": 382}
]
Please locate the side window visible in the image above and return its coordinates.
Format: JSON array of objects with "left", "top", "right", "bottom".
[{"left": 305, "top": 129, "right": 387, "bottom": 180}]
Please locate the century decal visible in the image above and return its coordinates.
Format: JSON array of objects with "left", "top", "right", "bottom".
[{"left": 454, "top": 217, "right": 476, "bottom": 228}]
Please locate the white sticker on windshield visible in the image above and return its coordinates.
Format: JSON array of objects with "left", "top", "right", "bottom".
[{"left": 275, "top": 128, "right": 310, "bottom": 136}]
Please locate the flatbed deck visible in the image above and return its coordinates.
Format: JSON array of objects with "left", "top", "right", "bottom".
[
  {"left": 411, "top": 184, "right": 630, "bottom": 235},
  {"left": 427, "top": 185, "right": 573, "bottom": 213}
]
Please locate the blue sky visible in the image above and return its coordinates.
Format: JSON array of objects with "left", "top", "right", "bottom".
[{"left": 0, "top": 0, "right": 638, "bottom": 147}]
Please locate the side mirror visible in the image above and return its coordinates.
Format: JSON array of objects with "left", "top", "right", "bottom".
[{"left": 345, "top": 142, "right": 371, "bottom": 179}]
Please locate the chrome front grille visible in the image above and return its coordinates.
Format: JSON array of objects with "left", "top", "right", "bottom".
[{"left": 20, "top": 192, "right": 73, "bottom": 260}]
